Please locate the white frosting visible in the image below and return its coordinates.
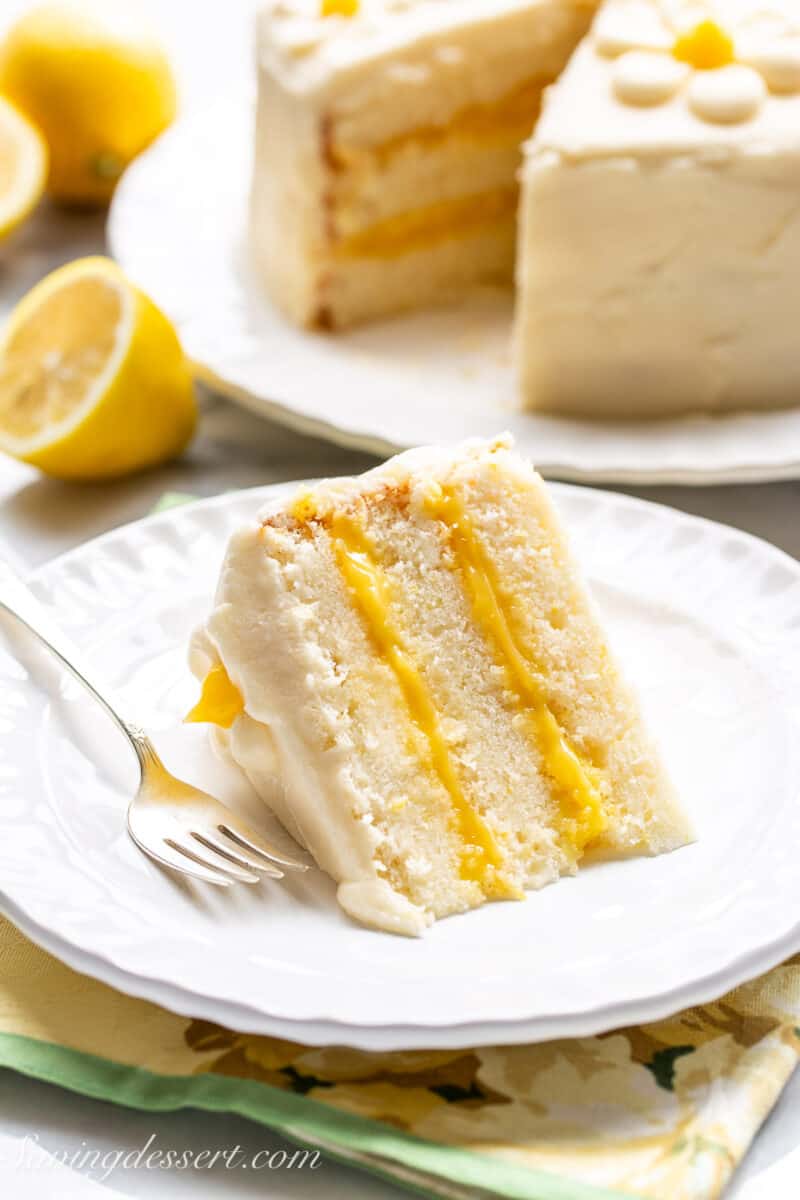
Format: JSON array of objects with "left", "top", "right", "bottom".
[
  {"left": 532, "top": 0, "right": 800, "bottom": 154},
  {"left": 538, "top": 0, "right": 800, "bottom": 140},
  {"left": 191, "top": 525, "right": 433, "bottom": 935},
  {"left": 257, "top": 0, "right": 598, "bottom": 94},
  {"left": 337, "top": 879, "right": 434, "bottom": 934},
  {"left": 688, "top": 63, "right": 766, "bottom": 124},
  {"left": 594, "top": 4, "right": 673, "bottom": 56},
  {"left": 613, "top": 49, "right": 688, "bottom": 105},
  {"left": 739, "top": 36, "right": 800, "bottom": 93},
  {"left": 259, "top": 435, "right": 514, "bottom": 520}
]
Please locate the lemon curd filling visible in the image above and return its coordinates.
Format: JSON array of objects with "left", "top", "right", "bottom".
[
  {"left": 187, "top": 662, "right": 244, "bottom": 728},
  {"left": 328, "top": 510, "right": 512, "bottom": 895},
  {"left": 331, "top": 186, "right": 517, "bottom": 260},
  {"left": 330, "top": 76, "right": 548, "bottom": 172},
  {"left": 327, "top": 77, "right": 553, "bottom": 262},
  {"left": 190, "top": 486, "right": 603, "bottom": 883},
  {"left": 425, "top": 486, "right": 607, "bottom": 858}
]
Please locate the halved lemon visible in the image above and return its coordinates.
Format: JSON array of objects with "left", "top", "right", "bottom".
[
  {"left": 0, "top": 95, "right": 47, "bottom": 239},
  {"left": 0, "top": 257, "right": 197, "bottom": 480}
]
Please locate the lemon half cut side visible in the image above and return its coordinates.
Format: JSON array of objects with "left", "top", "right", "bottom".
[
  {"left": 0, "top": 257, "right": 196, "bottom": 480},
  {"left": 0, "top": 95, "right": 47, "bottom": 239}
]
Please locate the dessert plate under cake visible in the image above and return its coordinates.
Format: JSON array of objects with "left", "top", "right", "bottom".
[
  {"left": 1, "top": 482, "right": 798, "bottom": 1049},
  {"left": 109, "top": 94, "right": 800, "bottom": 485}
]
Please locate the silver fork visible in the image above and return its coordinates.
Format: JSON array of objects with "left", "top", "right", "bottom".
[{"left": 0, "top": 561, "right": 308, "bottom": 887}]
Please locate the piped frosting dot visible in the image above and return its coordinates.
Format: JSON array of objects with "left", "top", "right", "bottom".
[
  {"left": 738, "top": 37, "right": 800, "bottom": 94},
  {"left": 613, "top": 50, "right": 689, "bottom": 107},
  {"left": 688, "top": 63, "right": 767, "bottom": 124},
  {"left": 594, "top": 6, "right": 673, "bottom": 58}
]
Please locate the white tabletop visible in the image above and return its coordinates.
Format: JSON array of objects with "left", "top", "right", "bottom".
[{"left": 1, "top": 1, "right": 799, "bottom": 1197}]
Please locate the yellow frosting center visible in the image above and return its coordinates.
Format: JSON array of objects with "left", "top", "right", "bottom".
[
  {"left": 186, "top": 662, "right": 244, "bottom": 728},
  {"left": 425, "top": 486, "right": 607, "bottom": 858},
  {"left": 329, "top": 510, "right": 512, "bottom": 894},
  {"left": 321, "top": 0, "right": 359, "bottom": 17},
  {"left": 673, "top": 20, "right": 735, "bottom": 70}
]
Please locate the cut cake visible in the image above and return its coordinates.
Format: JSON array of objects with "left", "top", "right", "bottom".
[
  {"left": 190, "top": 437, "right": 691, "bottom": 934},
  {"left": 251, "top": 0, "right": 598, "bottom": 329}
]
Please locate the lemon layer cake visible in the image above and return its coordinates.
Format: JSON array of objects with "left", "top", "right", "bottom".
[
  {"left": 515, "top": 0, "right": 800, "bottom": 416},
  {"left": 251, "top": 0, "right": 597, "bottom": 329},
  {"left": 189, "top": 438, "right": 690, "bottom": 934}
]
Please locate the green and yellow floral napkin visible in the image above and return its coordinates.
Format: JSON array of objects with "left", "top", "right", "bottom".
[{"left": 1, "top": 915, "right": 799, "bottom": 1200}]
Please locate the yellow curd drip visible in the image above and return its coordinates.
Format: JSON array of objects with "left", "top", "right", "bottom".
[
  {"left": 186, "top": 662, "right": 244, "bottom": 729},
  {"left": 328, "top": 511, "right": 510, "bottom": 894},
  {"left": 673, "top": 20, "right": 734, "bottom": 70},
  {"left": 332, "top": 186, "right": 517, "bottom": 260},
  {"left": 424, "top": 487, "right": 607, "bottom": 857}
]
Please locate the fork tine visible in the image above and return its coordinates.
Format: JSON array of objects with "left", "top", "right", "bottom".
[
  {"left": 197, "top": 827, "right": 285, "bottom": 878},
  {"left": 218, "top": 820, "right": 309, "bottom": 872},
  {"left": 167, "top": 835, "right": 261, "bottom": 884},
  {"left": 131, "top": 833, "right": 235, "bottom": 887}
]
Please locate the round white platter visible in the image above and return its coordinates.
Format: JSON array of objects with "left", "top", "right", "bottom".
[
  {"left": 107, "top": 95, "right": 800, "bottom": 486},
  {"left": 1, "top": 482, "right": 799, "bottom": 1051}
]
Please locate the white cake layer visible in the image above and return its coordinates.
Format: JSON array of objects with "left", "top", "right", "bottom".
[
  {"left": 515, "top": 0, "right": 800, "bottom": 417},
  {"left": 328, "top": 140, "right": 522, "bottom": 238},
  {"left": 315, "top": 220, "right": 516, "bottom": 327}
]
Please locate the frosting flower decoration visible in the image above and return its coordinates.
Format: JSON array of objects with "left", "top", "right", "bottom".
[{"left": 594, "top": 4, "right": 800, "bottom": 125}]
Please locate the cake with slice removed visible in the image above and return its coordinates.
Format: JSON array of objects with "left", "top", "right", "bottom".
[
  {"left": 188, "top": 437, "right": 691, "bottom": 935},
  {"left": 251, "top": 0, "right": 598, "bottom": 329}
]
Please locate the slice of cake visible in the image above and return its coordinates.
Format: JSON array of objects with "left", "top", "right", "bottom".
[
  {"left": 515, "top": 0, "right": 800, "bottom": 416},
  {"left": 251, "top": 0, "right": 598, "bottom": 329},
  {"left": 189, "top": 437, "right": 691, "bottom": 934}
]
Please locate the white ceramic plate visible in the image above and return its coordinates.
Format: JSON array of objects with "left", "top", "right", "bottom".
[
  {"left": 1, "top": 482, "right": 799, "bottom": 1051},
  {"left": 108, "top": 95, "right": 800, "bottom": 486}
]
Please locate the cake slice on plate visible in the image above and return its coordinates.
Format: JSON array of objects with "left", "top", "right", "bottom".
[
  {"left": 515, "top": 0, "right": 800, "bottom": 416},
  {"left": 189, "top": 438, "right": 691, "bottom": 934},
  {"left": 251, "top": 0, "right": 598, "bottom": 329}
]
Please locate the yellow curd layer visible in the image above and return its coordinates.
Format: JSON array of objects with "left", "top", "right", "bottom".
[
  {"left": 332, "top": 185, "right": 517, "bottom": 260},
  {"left": 328, "top": 510, "right": 511, "bottom": 896},
  {"left": 425, "top": 487, "right": 607, "bottom": 858},
  {"left": 330, "top": 76, "right": 547, "bottom": 171},
  {"left": 186, "top": 662, "right": 244, "bottom": 728}
]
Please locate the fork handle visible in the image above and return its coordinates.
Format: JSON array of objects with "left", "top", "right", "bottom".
[{"left": 0, "top": 559, "right": 155, "bottom": 772}]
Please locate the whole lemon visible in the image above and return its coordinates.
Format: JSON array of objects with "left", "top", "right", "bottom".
[{"left": 0, "top": 1, "right": 177, "bottom": 206}]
